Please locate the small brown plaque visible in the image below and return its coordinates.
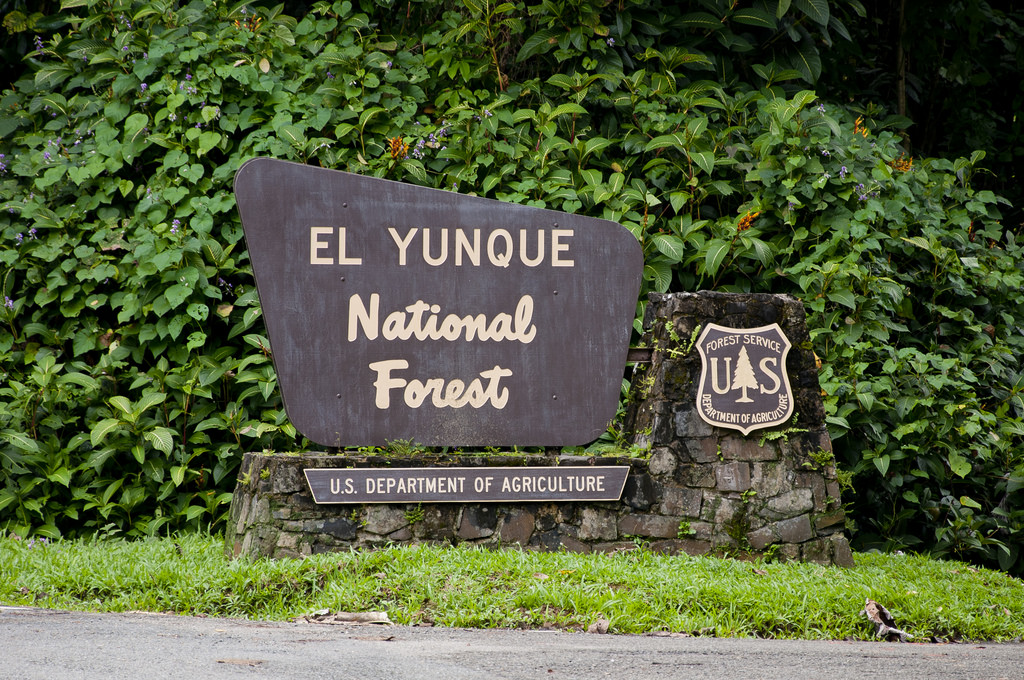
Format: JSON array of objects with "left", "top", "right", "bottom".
[
  {"left": 304, "top": 466, "right": 629, "bottom": 504},
  {"left": 695, "top": 323, "right": 794, "bottom": 435}
]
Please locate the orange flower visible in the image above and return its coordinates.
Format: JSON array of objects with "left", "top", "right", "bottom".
[
  {"left": 854, "top": 116, "right": 869, "bottom": 138},
  {"left": 888, "top": 153, "right": 914, "bottom": 172},
  {"left": 737, "top": 211, "right": 760, "bottom": 232},
  {"left": 387, "top": 136, "right": 409, "bottom": 160}
]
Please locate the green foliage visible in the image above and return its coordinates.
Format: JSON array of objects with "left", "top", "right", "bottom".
[{"left": 0, "top": 0, "right": 1022, "bottom": 578}]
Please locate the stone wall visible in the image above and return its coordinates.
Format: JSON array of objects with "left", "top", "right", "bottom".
[
  {"left": 225, "top": 291, "right": 852, "bottom": 567},
  {"left": 621, "top": 291, "right": 852, "bottom": 566}
]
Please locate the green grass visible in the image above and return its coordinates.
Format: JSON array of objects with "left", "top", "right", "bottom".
[{"left": 1, "top": 533, "right": 1021, "bottom": 641}]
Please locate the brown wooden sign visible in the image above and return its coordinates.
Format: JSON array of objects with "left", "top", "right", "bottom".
[
  {"left": 304, "top": 466, "right": 630, "bottom": 504},
  {"left": 234, "top": 158, "right": 643, "bottom": 446},
  {"left": 695, "top": 323, "right": 794, "bottom": 435}
]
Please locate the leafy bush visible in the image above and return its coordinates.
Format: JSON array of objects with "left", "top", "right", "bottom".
[{"left": 1, "top": 0, "right": 1022, "bottom": 575}]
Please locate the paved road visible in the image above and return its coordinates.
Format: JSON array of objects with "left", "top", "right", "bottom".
[{"left": 1, "top": 605, "right": 1020, "bottom": 679}]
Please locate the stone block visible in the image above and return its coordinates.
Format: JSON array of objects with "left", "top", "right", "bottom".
[
  {"left": 458, "top": 505, "right": 497, "bottom": 539},
  {"left": 648, "top": 448, "right": 678, "bottom": 476},
  {"left": 499, "top": 509, "right": 535, "bottom": 545},
  {"left": 814, "top": 509, "right": 846, "bottom": 532},
  {"left": 794, "top": 472, "right": 827, "bottom": 508},
  {"left": 622, "top": 473, "right": 655, "bottom": 510},
  {"left": 774, "top": 514, "right": 813, "bottom": 544},
  {"left": 411, "top": 506, "right": 457, "bottom": 541},
  {"left": 720, "top": 437, "right": 778, "bottom": 462},
  {"left": 751, "top": 462, "right": 789, "bottom": 497},
  {"left": 579, "top": 507, "right": 618, "bottom": 541},
  {"left": 830, "top": 534, "right": 855, "bottom": 567},
  {"left": 618, "top": 514, "right": 679, "bottom": 539},
  {"left": 800, "top": 538, "right": 831, "bottom": 565},
  {"left": 715, "top": 462, "right": 751, "bottom": 492},
  {"left": 680, "top": 463, "right": 716, "bottom": 488},
  {"left": 650, "top": 538, "right": 711, "bottom": 556},
  {"left": 271, "top": 463, "right": 303, "bottom": 495},
  {"left": 675, "top": 409, "right": 714, "bottom": 438},
  {"left": 364, "top": 505, "right": 408, "bottom": 535},
  {"left": 389, "top": 527, "right": 413, "bottom": 541},
  {"left": 593, "top": 541, "right": 639, "bottom": 554},
  {"left": 762, "top": 489, "right": 815, "bottom": 520},
  {"left": 530, "top": 529, "right": 561, "bottom": 552},
  {"left": 681, "top": 437, "right": 720, "bottom": 463},
  {"left": 556, "top": 503, "right": 577, "bottom": 524},
  {"left": 746, "top": 526, "right": 774, "bottom": 551},
  {"left": 535, "top": 504, "right": 558, "bottom": 531},
  {"left": 320, "top": 517, "right": 359, "bottom": 540},
  {"left": 559, "top": 535, "right": 591, "bottom": 553},
  {"left": 659, "top": 487, "right": 702, "bottom": 517}
]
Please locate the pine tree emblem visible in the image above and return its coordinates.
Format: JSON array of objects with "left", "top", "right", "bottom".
[{"left": 732, "top": 346, "right": 758, "bottom": 403}]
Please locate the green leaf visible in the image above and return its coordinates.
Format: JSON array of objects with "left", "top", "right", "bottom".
[
  {"left": 517, "top": 28, "right": 559, "bottom": 61},
  {"left": 690, "top": 150, "right": 715, "bottom": 175},
  {"left": 643, "top": 261, "right": 673, "bottom": 292},
  {"left": 794, "top": 0, "right": 829, "bottom": 24},
  {"left": 90, "top": 419, "right": 123, "bottom": 448},
  {"left": 48, "top": 467, "right": 72, "bottom": 487},
  {"left": 197, "top": 131, "right": 222, "bottom": 156},
  {"left": 57, "top": 372, "right": 100, "bottom": 390},
  {"left": 3, "top": 432, "right": 40, "bottom": 454},
  {"left": 549, "top": 103, "right": 587, "bottom": 117},
  {"left": 827, "top": 289, "right": 856, "bottom": 309},
  {"left": 652, "top": 234, "right": 685, "bottom": 263},
  {"left": 704, "top": 239, "right": 731, "bottom": 276},
  {"left": 645, "top": 134, "right": 686, "bottom": 152},
  {"left": 187, "top": 332, "right": 208, "bottom": 351},
  {"left": 680, "top": 12, "right": 723, "bottom": 30},
  {"left": 109, "top": 396, "right": 133, "bottom": 418},
  {"left": 948, "top": 452, "right": 972, "bottom": 478},
  {"left": 732, "top": 8, "right": 776, "bottom": 28},
  {"left": 123, "top": 113, "right": 149, "bottom": 144},
  {"left": 145, "top": 428, "right": 175, "bottom": 455},
  {"left": 136, "top": 392, "right": 167, "bottom": 414},
  {"left": 171, "top": 465, "right": 187, "bottom": 486},
  {"left": 959, "top": 495, "right": 983, "bottom": 510}
]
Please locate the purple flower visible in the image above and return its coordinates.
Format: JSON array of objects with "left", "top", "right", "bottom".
[
  {"left": 186, "top": 74, "right": 192, "bottom": 81},
  {"left": 839, "top": 166, "right": 848, "bottom": 179},
  {"left": 3, "top": 297, "right": 13, "bottom": 310},
  {"left": 28, "top": 228, "right": 36, "bottom": 239},
  {"left": 385, "top": 61, "right": 392, "bottom": 68},
  {"left": 43, "top": 151, "right": 51, "bottom": 160},
  {"left": 33, "top": 35, "right": 44, "bottom": 55},
  {"left": 817, "top": 103, "right": 825, "bottom": 114},
  {"left": 607, "top": 37, "right": 615, "bottom": 46},
  {"left": 327, "top": 71, "right": 334, "bottom": 79},
  {"left": 15, "top": 233, "right": 23, "bottom": 244},
  {"left": 140, "top": 82, "right": 147, "bottom": 92},
  {"left": 171, "top": 219, "right": 180, "bottom": 234},
  {"left": 821, "top": 149, "right": 830, "bottom": 157}
]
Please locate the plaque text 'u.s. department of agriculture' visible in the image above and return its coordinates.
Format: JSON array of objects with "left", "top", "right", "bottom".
[{"left": 304, "top": 467, "right": 629, "bottom": 504}]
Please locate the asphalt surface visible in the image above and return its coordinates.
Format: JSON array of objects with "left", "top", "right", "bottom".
[{"left": 1, "top": 605, "right": 1020, "bottom": 679}]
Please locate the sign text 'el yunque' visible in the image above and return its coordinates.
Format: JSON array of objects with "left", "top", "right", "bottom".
[{"left": 234, "top": 159, "right": 643, "bottom": 447}]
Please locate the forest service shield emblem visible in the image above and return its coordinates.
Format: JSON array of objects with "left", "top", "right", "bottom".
[{"left": 695, "top": 323, "right": 794, "bottom": 435}]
